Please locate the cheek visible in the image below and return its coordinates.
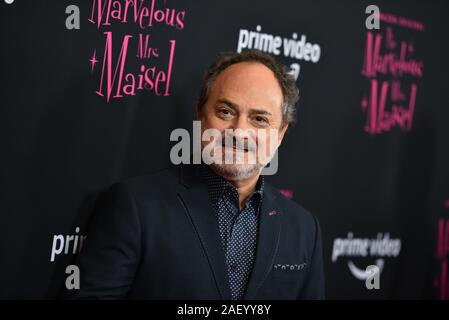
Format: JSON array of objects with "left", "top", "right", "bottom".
[
  {"left": 257, "top": 131, "right": 280, "bottom": 154},
  {"left": 203, "top": 114, "right": 228, "bottom": 131},
  {"left": 255, "top": 129, "right": 271, "bottom": 144},
  {"left": 200, "top": 117, "right": 225, "bottom": 145}
]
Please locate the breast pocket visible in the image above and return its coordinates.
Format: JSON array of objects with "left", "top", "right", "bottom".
[
  {"left": 272, "top": 265, "right": 308, "bottom": 284},
  {"left": 257, "top": 265, "right": 308, "bottom": 299}
]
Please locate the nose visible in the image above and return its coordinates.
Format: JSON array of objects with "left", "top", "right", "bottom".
[
  {"left": 231, "top": 114, "right": 251, "bottom": 131},
  {"left": 229, "top": 115, "right": 257, "bottom": 147}
]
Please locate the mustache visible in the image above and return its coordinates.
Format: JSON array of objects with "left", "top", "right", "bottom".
[{"left": 220, "top": 134, "right": 256, "bottom": 152}]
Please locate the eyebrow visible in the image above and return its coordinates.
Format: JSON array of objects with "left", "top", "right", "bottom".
[{"left": 216, "top": 98, "right": 273, "bottom": 116}]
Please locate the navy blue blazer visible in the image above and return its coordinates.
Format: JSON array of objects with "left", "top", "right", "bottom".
[{"left": 70, "top": 164, "right": 325, "bottom": 299}]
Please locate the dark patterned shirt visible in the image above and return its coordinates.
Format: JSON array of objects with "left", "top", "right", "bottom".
[{"left": 201, "top": 165, "right": 264, "bottom": 300}]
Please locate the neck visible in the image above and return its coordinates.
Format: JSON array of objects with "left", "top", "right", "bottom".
[{"left": 228, "top": 174, "right": 260, "bottom": 210}]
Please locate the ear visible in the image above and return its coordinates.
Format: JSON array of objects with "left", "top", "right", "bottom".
[{"left": 278, "top": 123, "right": 289, "bottom": 146}]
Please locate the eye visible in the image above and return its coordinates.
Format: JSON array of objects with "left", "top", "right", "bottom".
[
  {"left": 216, "top": 107, "right": 233, "bottom": 118},
  {"left": 253, "top": 116, "right": 269, "bottom": 126}
]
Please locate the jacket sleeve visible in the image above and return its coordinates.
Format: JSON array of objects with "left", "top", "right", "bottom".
[
  {"left": 65, "top": 182, "right": 142, "bottom": 299},
  {"left": 298, "top": 214, "right": 325, "bottom": 300}
]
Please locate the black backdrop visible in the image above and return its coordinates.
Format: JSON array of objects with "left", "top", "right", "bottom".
[{"left": 1, "top": 0, "right": 448, "bottom": 299}]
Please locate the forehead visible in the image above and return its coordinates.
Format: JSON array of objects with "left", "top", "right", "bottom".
[{"left": 209, "top": 62, "right": 284, "bottom": 114}]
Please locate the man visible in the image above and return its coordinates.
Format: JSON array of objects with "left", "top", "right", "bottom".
[{"left": 70, "top": 49, "right": 325, "bottom": 299}]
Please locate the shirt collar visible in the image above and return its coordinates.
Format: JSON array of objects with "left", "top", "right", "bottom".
[{"left": 200, "top": 164, "right": 264, "bottom": 212}]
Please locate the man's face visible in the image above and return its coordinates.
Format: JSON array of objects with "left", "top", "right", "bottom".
[{"left": 197, "top": 62, "right": 289, "bottom": 181}]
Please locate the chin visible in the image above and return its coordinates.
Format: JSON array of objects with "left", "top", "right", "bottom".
[{"left": 209, "top": 163, "right": 262, "bottom": 181}]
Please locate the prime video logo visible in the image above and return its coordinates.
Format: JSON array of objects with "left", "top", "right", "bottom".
[
  {"left": 332, "top": 232, "right": 401, "bottom": 286},
  {"left": 236, "top": 25, "right": 321, "bottom": 81},
  {"left": 50, "top": 227, "right": 86, "bottom": 262}
]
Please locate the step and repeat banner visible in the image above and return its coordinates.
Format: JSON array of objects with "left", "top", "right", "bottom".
[{"left": 0, "top": 0, "right": 448, "bottom": 299}]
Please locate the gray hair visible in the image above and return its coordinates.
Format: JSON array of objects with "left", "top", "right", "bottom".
[{"left": 197, "top": 49, "right": 300, "bottom": 127}]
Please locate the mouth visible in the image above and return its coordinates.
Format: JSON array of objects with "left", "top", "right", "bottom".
[{"left": 222, "top": 144, "right": 249, "bottom": 153}]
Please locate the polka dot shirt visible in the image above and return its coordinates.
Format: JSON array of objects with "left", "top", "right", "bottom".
[{"left": 201, "top": 165, "right": 264, "bottom": 300}]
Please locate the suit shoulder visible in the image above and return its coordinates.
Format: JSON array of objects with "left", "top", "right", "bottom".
[{"left": 268, "top": 184, "right": 319, "bottom": 231}]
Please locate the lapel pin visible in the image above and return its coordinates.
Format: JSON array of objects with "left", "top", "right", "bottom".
[{"left": 268, "top": 210, "right": 277, "bottom": 216}]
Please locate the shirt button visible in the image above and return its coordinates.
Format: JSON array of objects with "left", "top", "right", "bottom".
[{"left": 230, "top": 264, "right": 238, "bottom": 271}]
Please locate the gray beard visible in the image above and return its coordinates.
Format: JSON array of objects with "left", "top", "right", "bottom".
[{"left": 208, "top": 162, "right": 263, "bottom": 181}]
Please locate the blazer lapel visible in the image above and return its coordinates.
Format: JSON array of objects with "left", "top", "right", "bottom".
[
  {"left": 244, "top": 184, "right": 282, "bottom": 300},
  {"left": 176, "top": 164, "right": 231, "bottom": 300}
]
